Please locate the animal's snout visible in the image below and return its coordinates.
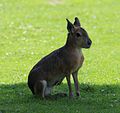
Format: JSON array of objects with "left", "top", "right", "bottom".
[
  {"left": 87, "top": 39, "right": 92, "bottom": 46},
  {"left": 86, "top": 39, "right": 92, "bottom": 48}
]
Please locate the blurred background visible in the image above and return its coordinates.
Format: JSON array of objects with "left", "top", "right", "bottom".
[{"left": 0, "top": 0, "right": 119, "bottom": 84}]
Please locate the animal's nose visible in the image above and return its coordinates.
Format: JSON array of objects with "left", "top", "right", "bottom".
[{"left": 87, "top": 40, "right": 92, "bottom": 46}]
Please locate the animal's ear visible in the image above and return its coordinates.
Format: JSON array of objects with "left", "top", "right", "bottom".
[
  {"left": 66, "top": 18, "right": 74, "bottom": 33},
  {"left": 74, "top": 17, "right": 81, "bottom": 27}
]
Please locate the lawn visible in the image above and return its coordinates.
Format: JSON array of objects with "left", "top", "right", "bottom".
[{"left": 0, "top": 0, "right": 120, "bottom": 113}]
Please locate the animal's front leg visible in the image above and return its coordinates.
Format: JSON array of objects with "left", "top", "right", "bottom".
[
  {"left": 72, "top": 71, "right": 80, "bottom": 96},
  {"left": 66, "top": 75, "right": 73, "bottom": 97}
]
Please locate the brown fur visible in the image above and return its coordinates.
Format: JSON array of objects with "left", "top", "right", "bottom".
[{"left": 28, "top": 17, "right": 92, "bottom": 98}]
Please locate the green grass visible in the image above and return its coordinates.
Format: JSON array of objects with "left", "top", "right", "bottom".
[{"left": 0, "top": 0, "right": 120, "bottom": 113}]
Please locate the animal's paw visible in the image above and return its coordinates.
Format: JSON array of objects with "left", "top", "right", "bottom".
[{"left": 55, "top": 93, "right": 67, "bottom": 97}]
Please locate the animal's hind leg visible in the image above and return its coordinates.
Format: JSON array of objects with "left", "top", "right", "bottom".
[
  {"left": 53, "top": 93, "right": 67, "bottom": 97},
  {"left": 44, "top": 87, "right": 52, "bottom": 96},
  {"left": 45, "top": 88, "right": 66, "bottom": 97},
  {"left": 34, "top": 80, "right": 47, "bottom": 98},
  {"left": 44, "top": 87, "right": 67, "bottom": 99}
]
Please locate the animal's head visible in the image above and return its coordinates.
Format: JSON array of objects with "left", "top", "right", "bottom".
[{"left": 66, "top": 17, "right": 92, "bottom": 49}]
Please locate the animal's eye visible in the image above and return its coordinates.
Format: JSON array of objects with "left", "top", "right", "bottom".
[{"left": 76, "top": 33, "right": 81, "bottom": 37}]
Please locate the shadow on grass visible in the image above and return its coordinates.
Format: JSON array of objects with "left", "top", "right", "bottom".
[{"left": 0, "top": 82, "right": 120, "bottom": 113}]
